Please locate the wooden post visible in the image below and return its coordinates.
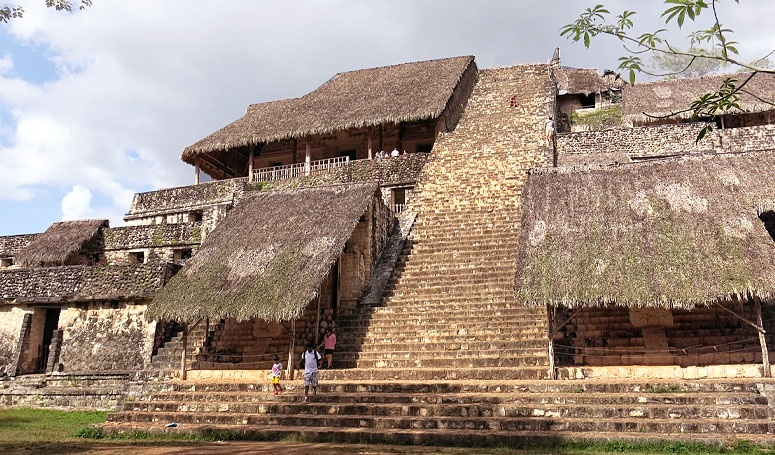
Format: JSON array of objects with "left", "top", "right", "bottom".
[
  {"left": 180, "top": 325, "right": 188, "bottom": 380},
  {"left": 194, "top": 163, "right": 200, "bottom": 185},
  {"left": 547, "top": 304, "right": 556, "bottom": 380},
  {"left": 314, "top": 294, "right": 322, "bottom": 345},
  {"left": 367, "top": 129, "right": 373, "bottom": 159},
  {"left": 755, "top": 297, "right": 771, "bottom": 377},
  {"left": 288, "top": 319, "right": 296, "bottom": 380},
  {"left": 247, "top": 145, "right": 255, "bottom": 182},
  {"left": 305, "top": 141, "right": 311, "bottom": 176}
]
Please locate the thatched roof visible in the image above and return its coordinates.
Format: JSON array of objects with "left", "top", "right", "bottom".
[
  {"left": 182, "top": 56, "right": 476, "bottom": 161},
  {"left": 0, "top": 264, "right": 171, "bottom": 303},
  {"left": 556, "top": 67, "right": 618, "bottom": 96},
  {"left": 146, "top": 183, "right": 382, "bottom": 322},
  {"left": 15, "top": 219, "right": 109, "bottom": 267},
  {"left": 514, "top": 150, "right": 775, "bottom": 309},
  {"left": 623, "top": 72, "right": 775, "bottom": 123}
]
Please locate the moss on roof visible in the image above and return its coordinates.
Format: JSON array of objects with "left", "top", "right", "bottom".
[
  {"left": 514, "top": 150, "right": 775, "bottom": 309},
  {"left": 146, "top": 183, "right": 384, "bottom": 322}
]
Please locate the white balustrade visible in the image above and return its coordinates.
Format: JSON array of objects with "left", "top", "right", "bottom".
[{"left": 252, "top": 156, "right": 351, "bottom": 182}]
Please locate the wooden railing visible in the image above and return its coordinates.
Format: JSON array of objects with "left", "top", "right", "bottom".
[
  {"left": 252, "top": 156, "right": 351, "bottom": 182},
  {"left": 394, "top": 204, "right": 406, "bottom": 215}
]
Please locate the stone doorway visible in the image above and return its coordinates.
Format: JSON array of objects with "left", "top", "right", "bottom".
[{"left": 34, "top": 308, "right": 60, "bottom": 373}]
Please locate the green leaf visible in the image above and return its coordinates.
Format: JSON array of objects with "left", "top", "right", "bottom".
[
  {"left": 629, "top": 69, "right": 636, "bottom": 85},
  {"left": 584, "top": 32, "right": 590, "bottom": 48}
]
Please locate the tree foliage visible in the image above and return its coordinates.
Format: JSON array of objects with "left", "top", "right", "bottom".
[
  {"left": 1, "top": 0, "right": 91, "bottom": 23},
  {"left": 560, "top": 0, "right": 775, "bottom": 140}
]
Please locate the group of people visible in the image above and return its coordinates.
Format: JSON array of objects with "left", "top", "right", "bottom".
[
  {"left": 269, "top": 327, "right": 336, "bottom": 402},
  {"left": 374, "top": 148, "right": 401, "bottom": 159}
]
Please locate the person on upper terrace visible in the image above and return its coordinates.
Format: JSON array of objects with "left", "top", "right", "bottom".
[
  {"left": 545, "top": 117, "right": 555, "bottom": 142},
  {"left": 390, "top": 148, "right": 400, "bottom": 157}
]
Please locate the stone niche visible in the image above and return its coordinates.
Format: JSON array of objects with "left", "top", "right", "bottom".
[{"left": 57, "top": 301, "right": 156, "bottom": 373}]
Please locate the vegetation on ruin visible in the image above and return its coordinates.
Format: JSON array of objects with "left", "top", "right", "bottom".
[
  {"left": 570, "top": 105, "right": 623, "bottom": 130},
  {"left": 561, "top": 0, "right": 775, "bottom": 141}
]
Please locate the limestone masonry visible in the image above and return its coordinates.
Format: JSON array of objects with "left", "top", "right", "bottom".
[{"left": 2, "top": 53, "right": 775, "bottom": 446}]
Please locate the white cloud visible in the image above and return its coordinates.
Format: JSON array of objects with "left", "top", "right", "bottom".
[
  {"left": 61, "top": 184, "right": 94, "bottom": 220},
  {"left": 0, "top": 0, "right": 772, "bottom": 233}
]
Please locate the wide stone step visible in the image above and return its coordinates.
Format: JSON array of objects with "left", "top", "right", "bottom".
[
  {"left": 99, "top": 422, "right": 775, "bottom": 447},
  {"left": 345, "top": 330, "right": 546, "bottom": 344},
  {"left": 339, "top": 321, "right": 546, "bottom": 334},
  {"left": 315, "top": 368, "right": 551, "bottom": 381},
  {"left": 107, "top": 410, "right": 775, "bottom": 434},
  {"left": 164, "top": 379, "right": 766, "bottom": 395},
  {"left": 335, "top": 339, "right": 547, "bottom": 352},
  {"left": 339, "top": 356, "right": 548, "bottom": 369},
  {"left": 120, "top": 399, "right": 769, "bottom": 420},
  {"left": 341, "top": 305, "right": 543, "bottom": 318},
  {"left": 333, "top": 348, "right": 547, "bottom": 360},
  {"left": 142, "top": 390, "right": 768, "bottom": 407}
]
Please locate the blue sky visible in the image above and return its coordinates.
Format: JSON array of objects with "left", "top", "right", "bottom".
[{"left": 0, "top": 0, "right": 772, "bottom": 236}]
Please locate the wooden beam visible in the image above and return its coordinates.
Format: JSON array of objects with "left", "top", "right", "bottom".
[
  {"left": 550, "top": 307, "right": 581, "bottom": 338},
  {"left": 717, "top": 302, "right": 765, "bottom": 334},
  {"left": 288, "top": 319, "right": 296, "bottom": 381},
  {"left": 547, "top": 303, "right": 556, "bottom": 380},
  {"left": 314, "top": 294, "right": 321, "bottom": 345},
  {"left": 247, "top": 145, "right": 255, "bottom": 182},
  {"left": 200, "top": 154, "right": 240, "bottom": 179},
  {"left": 305, "top": 141, "right": 311, "bottom": 176},
  {"left": 367, "top": 128, "right": 373, "bottom": 159},
  {"left": 754, "top": 297, "right": 771, "bottom": 377}
]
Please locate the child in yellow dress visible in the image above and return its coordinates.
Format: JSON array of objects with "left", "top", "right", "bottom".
[{"left": 270, "top": 356, "right": 283, "bottom": 395}]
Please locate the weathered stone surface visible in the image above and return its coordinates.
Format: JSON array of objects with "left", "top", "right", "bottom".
[
  {"left": 0, "top": 307, "right": 28, "bottom": 376},
  {"left": 58, "top": 302, "right": 156, "bottom": 372},
  {"left": 105, "top": 223, "right": 202, "bottom": 250},
  {"left": 0, "top": 264, "right": 173, "bottom": 303},
  {"left": 0, "top": 234, "right": 37, "bottom": 259}
]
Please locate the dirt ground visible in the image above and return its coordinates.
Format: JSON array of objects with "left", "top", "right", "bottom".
[{"left": 1, "top": 442, "right": 530, "bottom": 455}]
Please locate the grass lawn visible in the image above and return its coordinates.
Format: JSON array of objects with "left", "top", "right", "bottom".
[{"left": 0, "top": 408, "right": 773, "bottom": 455}]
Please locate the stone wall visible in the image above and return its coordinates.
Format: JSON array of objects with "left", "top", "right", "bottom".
[
  {"left": 718, "top": 123, "right": 775, "bottom": 153},
  {"left": 0, "top": 307, "right": 28, "bottom": 376},
  {"left": 557, "top": 302, "right": 775, "bottom": 367},
  {"left": 57, "top": 302, "right": 156, "bottom": 373},
  {"left": 126, "top": 178, "right": 246, "bottom": 220},
  {"left": 0, "top": 264, "right": 170, "bottom": 303},
  {"left": 0, "top": 234, "right": 37, "bottom": 260},
  {"left": 557, "top": 123, "right": 715, "bottom": 165},
  {"left": 557, "top": 123, "right": 775, "bottom": 166}
]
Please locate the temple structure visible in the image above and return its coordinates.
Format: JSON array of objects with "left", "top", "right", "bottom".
[{"left": 2, "top": 53, "right": 775, "bottom": 445}]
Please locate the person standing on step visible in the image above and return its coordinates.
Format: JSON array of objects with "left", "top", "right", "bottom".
[
  {"left": 300, "top": 342, "right": 321, "bottom": 402},
  {"left": 318, "top": 327, "right": 336, "bottom": 369},
  {"left": 270, "top": 355, "right": 283, "bottom": 395}
]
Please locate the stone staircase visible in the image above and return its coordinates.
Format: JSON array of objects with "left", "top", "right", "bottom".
[
  {"left": 104, "top": 378, "right": 775, "bottom": 445},
  {"left": 103, "top": 64, "right": 775, "bottom": 445}
]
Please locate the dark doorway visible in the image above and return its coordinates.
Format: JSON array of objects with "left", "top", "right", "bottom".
[
  {"left": 339, "top": 149, "right": 357, "bottom": 161},
  {"left": 35, "top": 309, "right": 60, "bottom": 373},
  {"left": 331, "top": 260, "right": 339, "bottom": 312}
]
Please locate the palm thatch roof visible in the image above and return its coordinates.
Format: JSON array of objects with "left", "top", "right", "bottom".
[
  {"left": 623, "top": 72, "right": 775, "bottom": 123},
  {"left": 554, "top": 67, "right": 623, "bottom": 95},
  {"left": 514, "top": 150, "right": 775, "bottom": 310},
  {"left": 146, "top": 183, "right": 383, "bottom": 322},
  {"left": 15, "top": 219, "right": 108, "bottom": 267},
  {"left": 182, "top": 56, "right": 476, "bottom": 162}
]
